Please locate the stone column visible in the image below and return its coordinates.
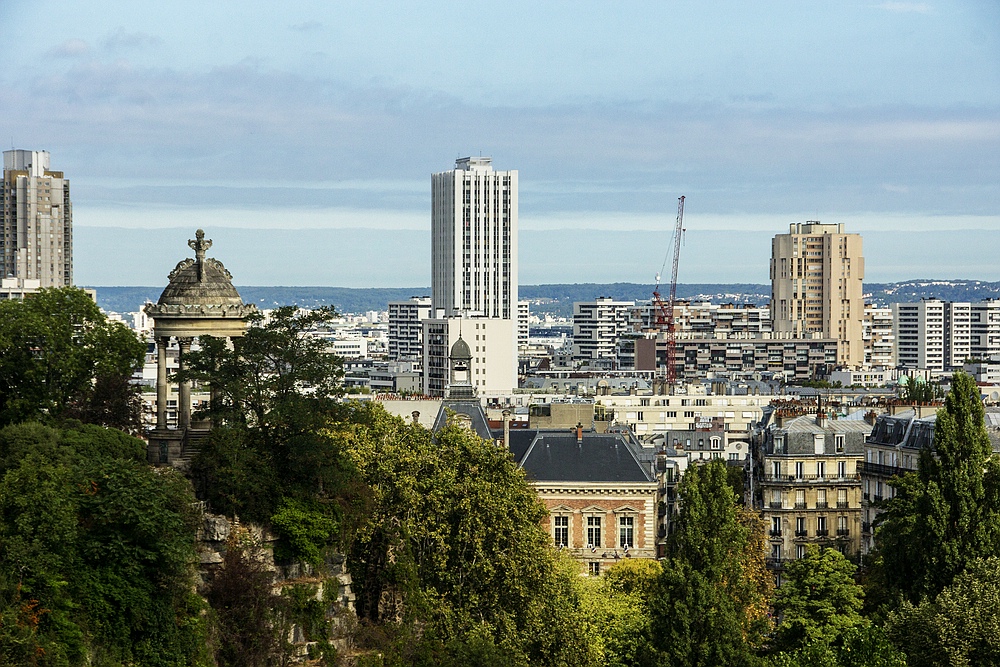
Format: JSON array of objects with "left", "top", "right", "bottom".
[
  {"left": 156, "top": 335, "right": 169, "bottom": 429},
  {"left": 178, "top": 337, "right": 193, "bottom": 429}
]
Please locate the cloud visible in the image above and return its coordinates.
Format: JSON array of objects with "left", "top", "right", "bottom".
[
  {"left": 289, "top": 20, "right": 323, "bottom": 32},
  {"left": 2, "top": 61, "right": 997, "bottom": 221},
  {"left": 46, "top": 38, "right": 90, "bottom": 59},
  {"left": 103, "top": 28, "right": 163, "bottom": 52},
  {"left": 876, "top": 2, "right": 933, "bottom": 14}
]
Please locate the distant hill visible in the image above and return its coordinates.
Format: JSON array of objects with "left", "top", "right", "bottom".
[{"left": 88, "top": 280, "right": 1000, "bottom": 316}]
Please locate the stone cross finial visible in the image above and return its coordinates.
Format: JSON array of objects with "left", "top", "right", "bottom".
[{"left": 188, "top": 229, "right": 212, "bottom": 282}]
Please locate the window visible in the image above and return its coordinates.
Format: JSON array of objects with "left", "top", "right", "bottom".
[
  {"left": 795, "top": 488, "right": 805, "bottom": 508},
  {"left": 710, "top": 437, "right": 722, "bottom": 450},
  {"left": 838, "top": 460, "right": 847, "bottom": 478},
  {"left": 817, "top": 516, "right": 827, "bottom": 535},
  {"left": 796, "top": 517, "right": 806, "bottom": 535},
  {"left": 771, "top": 516, "right": 781, "bottom": 536},
  {"left": 835, "top": 434, "right": 845, "bottom": 453},
  {"left": 795, "top": 461, "right": 804, "bottom": 479},
  {"left": 774, "top": 435, "right": 785, "bottom": 453},
  {"left": 587, "top": 516, "right": 602, "bottom": 549},
  {"left": 838, "top": 488, "right": 848, "bottom": 508},
  {"left": 771, "top": 461, "right": 781, "bottom": 478},
  {"left": 771, "top": 543, "right": 782, "bottom": 560},
  {"left": 771, "top": 489, "right": 782, "bottom": 507},
  {"left": 816, "top": 461, "right": 826, "bottom": 479},
  {"left": 838, "top": 515, "right": 848, "bottom": 533},
  {"left": 554, "top": 516, "right": 569, "bottom": 547},
  {"left": 619, "top": 516, "right": 635, "bottom": 548},
  {"left": 816, "top": 489, "right": 827, "bottom": 508},
  {"left": 588, "top": 562, "right": 601, "bottom": 576},
  {"left": 814, "top": 434, "right": 826, "bottom": 454},
  {"left": 797, "top": 545, "right": 807, "bottom": 559}
]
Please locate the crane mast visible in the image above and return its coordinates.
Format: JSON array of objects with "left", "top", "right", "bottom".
[{"left": 652, "top": 195, "right": 685, "bottom": 385}]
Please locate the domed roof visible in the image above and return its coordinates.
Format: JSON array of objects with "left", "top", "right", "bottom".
[
  {"left": 450, "top": 336, "right": 472, "bottom": 360},
  {"left": 155, "top": 229, "right": 245, "bottom": 308}
]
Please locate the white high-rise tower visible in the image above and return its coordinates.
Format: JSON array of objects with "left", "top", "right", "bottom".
[
  {"left": 1, "top": 150, "right": 73, "bottom": 287},
  {"left": 424, "top": 157, "right": 518, "bottom": 396}
]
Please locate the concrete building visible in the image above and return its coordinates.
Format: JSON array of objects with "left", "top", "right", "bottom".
[
  {"left": 0, "top": 276, "right": 40, "bottom": 300},
  {"left": 863, "top": 304, "right": 894, "bottom": 368},
  {"left": 1, "top": 150, "right": 72, "bottom": 286},
  {"left": 635, "top": 333, "right": 838, "bottom": 384},
  {"left": 893, "top": 299, "right": 1000, "bottom": 375},
  {"left": 425, "top": 157, "right": 518, "bottom": 396},
  {"left": 518, "top": 300, "right": 530, "bottom": 349},
  {"left": 770, "top": 222, "right": 864, "bottom": 368},
  {"left": 573, "top": 297, "right": 634, "bottom": 363},
  {"left": 388, "top": 296, "right": 431, "bottom": 365}
]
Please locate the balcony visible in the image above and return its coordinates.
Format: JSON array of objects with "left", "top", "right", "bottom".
[
  {"left": 858, "top": 461, "right": 908, "bottom": 478},
  {"left": 794, "top": 530, "right": 808, "bottom": 537},
  {"left": 769, "top": 502, "right": 783, "bottom": 509},
  {"left": 874, "top": 494, "right": 884, "bottom": 502},
  {"left": 837, "top": 528, "right": 850, "bottom": 537},
  {"left": 766, "top": 558, "right": 785, "bottom": 569},
  {"left": 763, "top": 473, "right": 860, "bottom": 483},
  {"left": 837, "top": 501, "right": 849, "bottom": 509},
  {"left": 862, "top": 522, "right": 872, "bottom": 534},
  {"left": 816, "top": 529, "right": 829, "bottom": 537},
  {"left": 815, "top": 501, "right": 828, "bottom": 509},
  {"left": 794, "top": 502, "right": 807, "bottom": 509},
  {"left": 769, "top": 529, "right": 783, "bottom": 537}
]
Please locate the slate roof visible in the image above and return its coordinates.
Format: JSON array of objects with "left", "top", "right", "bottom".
[
  {"left": 432, "top": 399, "right": 494, "bottom": 441},
  {"left": 518, "top": 433, "right": 655, "bottom": 484}
]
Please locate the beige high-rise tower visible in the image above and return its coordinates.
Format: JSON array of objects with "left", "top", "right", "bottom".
[
  {"left": 770, "top": 222, "right": 864, "bottom": 368},
  {"left": 1, "top": 150, "right": 72, "bottom": 287}
]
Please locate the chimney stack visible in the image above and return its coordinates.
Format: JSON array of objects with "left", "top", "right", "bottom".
[
  {"left": 502, "top": 409, "right": 511, "bottom": 449},
  {"left": 576, "top": 422, "right": 584, "bottom": 443}
]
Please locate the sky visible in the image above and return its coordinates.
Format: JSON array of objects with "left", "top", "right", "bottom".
[{"left": 1, "top": 1, "right": 998, "bottom": 286}]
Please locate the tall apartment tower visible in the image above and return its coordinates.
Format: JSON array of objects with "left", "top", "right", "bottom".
[
  {"left": 1, "top": 150, "right": 72, "bottom": 287},
  {"left": 424, "top": 157, "right": 518, "bottom": 396},
  {"left": 770, "top": 222, "right": 864, "bottom": 368}
]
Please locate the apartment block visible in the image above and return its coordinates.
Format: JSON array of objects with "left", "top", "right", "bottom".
[
  {"left": 893, "top": 299, "right": 1000, "bottom": 374},
  {"left": 863, "top": 304, "right": 894, "bottom": 368},
  {"left": 770, "top": 222, "right": 864, "bottom": 368},
  {"left": 573, "top": 297, "right": 634, "bottom": 363},
  {"left": 1, "top": 150, "right": 72, "bottom": 286},
  {"left": 388, "top": 296, "right": 432, "bottom": 365}
]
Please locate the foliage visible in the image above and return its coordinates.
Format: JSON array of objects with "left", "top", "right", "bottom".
[
  {"left": 897, "top": 376, "right": 945, "bottom": 403},
  {"left": 578, "top": 559, "right": 660, "bottom": 667},
  {"left": 208, "top": 528, "right": 289, "bottom": 667},
  {"left": 0, "top": 421, "right": 209, "bottom": 666},
  {"left": 270, "top": 497, "right": 338, "bottom": 567},
  {"left": 886, "top": 556, "right": 1000, "bottom": 667},
  {"left": 338, "top": 402, "right": 592, "bottom": 666},
  {"left": 181, "top": 306, "right": 360, "bottom": 564},
  {"left": 772, "top": 547, "right": 865, "bottom": 651},
  {"left": 872, "top": 371, "right": 1000, "bottom": 604},
  {"left": 650, "top": 460, "right": 772, "bottom": 667},
  {"left": 0, "top": 287, "right": 146, "bottom": 431}
]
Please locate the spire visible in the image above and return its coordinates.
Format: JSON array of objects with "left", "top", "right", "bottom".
[{"left": 188, "top": 229, "right": 213, "bottom": 282}]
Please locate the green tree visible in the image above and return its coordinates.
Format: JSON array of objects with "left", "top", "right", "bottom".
[
  {"left": 873, "top": 371, "right": 1000, "bottom": 603},
  {"left": 578, "top": 559, "right": 661, "bottom": 667},
  {"left": 0, "top": 421, "right": 209, "bottom": 666},
  {"left": 886, "top": 556, "right": 1000, "bottom": 667},
  {"left": 180, "top": 306, "right": 359, "bottom": 563},
  {"left": 0, "top": 288, "right": 146, "bottom": 430},
  {"left": 650, "top": 460, "right": 772, "bottom": 667},
  {"left": 772, "top": 547, "right": 865, "bottom": 651},
  {"left": 338, "top": 402, "right": 592, "bottom": 666}
]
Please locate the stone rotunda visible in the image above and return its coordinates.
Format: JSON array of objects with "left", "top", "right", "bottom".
[{"left": 144, "top": 229, "right": 256, "bottom": 465}]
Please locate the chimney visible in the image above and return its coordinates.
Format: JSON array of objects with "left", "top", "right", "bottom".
[
  {"left": 576, "top": 422, "right": 584, "bottom": 443},
  {"left": 502, "top": 409, "right": 511, "bottom": 449}
]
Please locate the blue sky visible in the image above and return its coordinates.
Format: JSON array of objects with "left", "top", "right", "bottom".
[{"left": 1, "top": 1, "right": 998, "bottom": 285}]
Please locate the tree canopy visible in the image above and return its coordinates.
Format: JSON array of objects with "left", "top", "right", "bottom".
[
  {"left": 0, "top": 288, "right": 146, "bottom": 431},
  {"left": 650, "top": 459, "right": 772, "bottom": 667},
  {"left": 873, "top": 371, "right": 1000, "bottom": 603},
  {"left": 772, "top": 546, "right": 865, "bottom": 651}
]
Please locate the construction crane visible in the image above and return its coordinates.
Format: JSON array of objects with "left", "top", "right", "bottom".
[{"left": 652, "top": 195, "right": 685, "bottom": 385}]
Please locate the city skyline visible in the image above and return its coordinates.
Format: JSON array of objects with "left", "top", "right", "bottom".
[{"left": 1, "top": 1, "right": 997, "bottom": 285}]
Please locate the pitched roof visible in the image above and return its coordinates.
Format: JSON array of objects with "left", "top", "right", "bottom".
[{"left": 518, "top": 432, "right": 655, "bottom": 483}]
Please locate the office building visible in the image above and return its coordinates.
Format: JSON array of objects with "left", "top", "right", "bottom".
[
  {"left": 770, "top": 222, "right": 864, "bottom": 368},
  {"left": 425, "top": 157, "right": 518, "bottom": 396},
  {"left": 1, "top": 150, "right": 72, "bottom": 286}
]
